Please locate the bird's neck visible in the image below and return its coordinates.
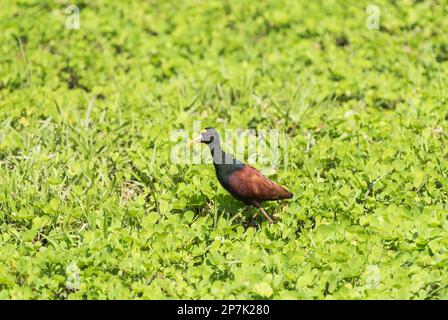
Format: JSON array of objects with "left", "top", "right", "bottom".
[{"left": 208, "top": 140, "right": 241, "bottom": 166}]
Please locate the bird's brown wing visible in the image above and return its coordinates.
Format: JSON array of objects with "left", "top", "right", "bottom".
[{"left": 228, "top": 165, "right": 293, "bottom": 202}]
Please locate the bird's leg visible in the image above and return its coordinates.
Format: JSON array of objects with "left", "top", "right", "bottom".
[
  {"left": 241, "top": 207, "right": 257, "bottom": 228},
  {"left": 245, "top": 207, "right": 257, "bottom": 227},
  {"left": 259, "top": 207, "right": 274, "bottom": 224},
  {"left": 250, "top": 201, "right": 274, "bottom": 224}
]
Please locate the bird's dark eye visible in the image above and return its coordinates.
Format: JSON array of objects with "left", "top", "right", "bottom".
[{"left": 204, "top": 135, "right": 214, "bottom": 144}]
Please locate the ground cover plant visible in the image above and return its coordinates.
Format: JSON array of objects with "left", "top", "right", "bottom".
[{"left": 0, "top": 0, "right": 447, "bottom": 299}]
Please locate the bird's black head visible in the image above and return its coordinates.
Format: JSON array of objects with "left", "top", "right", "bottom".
[{"left": 189, "top": 127, "right": 220, "bottom": 146}]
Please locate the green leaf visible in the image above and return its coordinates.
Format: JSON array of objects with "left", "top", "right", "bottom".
[{"left": 253, "top": 282, "right": 273, "bottom": 298}]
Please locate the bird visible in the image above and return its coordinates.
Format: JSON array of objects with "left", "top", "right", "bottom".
[{"left": 189, "top": 127, "right": 293, "bottom": 224}]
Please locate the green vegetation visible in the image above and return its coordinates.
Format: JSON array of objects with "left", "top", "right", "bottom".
[{"left": 1, "top": 0, "right": 448, "bottom": 299}]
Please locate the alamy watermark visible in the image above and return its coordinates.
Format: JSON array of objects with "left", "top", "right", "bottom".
[
  {"left": 66, "top": 261, "right": 81, "bottom": 291},
  {"left": 365, "top": 265, "right": 380, "bottom": 289},
  {"left": 64, "top": 4, "right": 380, "bottom": 31},
  {"left": 66, "top": 5, "right": 80, "bottom": 30},
  {"left": 365, "top": 5, "right": 380, "bottom": 30},
  {"left": 170, "top": 122, "right": 288, "bottom": 172}
]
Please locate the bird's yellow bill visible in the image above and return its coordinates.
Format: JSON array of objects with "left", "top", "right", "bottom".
[{"left": 189, "top": 134, "right": 202, "bottom": 147}]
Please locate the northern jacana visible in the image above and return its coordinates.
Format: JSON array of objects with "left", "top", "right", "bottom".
[{"left": 190, "top": 127, "right": 293, "bottom": 224}]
